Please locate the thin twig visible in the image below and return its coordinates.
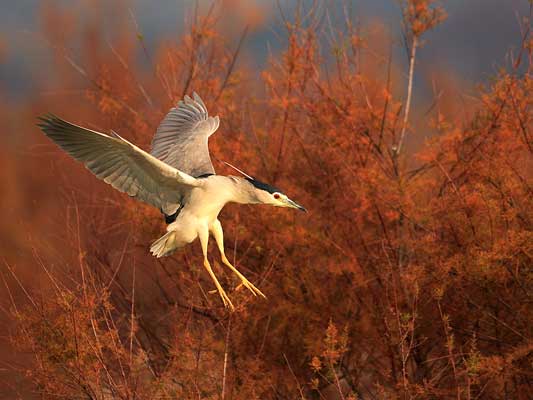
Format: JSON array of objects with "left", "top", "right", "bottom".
[
  {"left": 283, "top": 353, "right": 306, "bottom": 399},
  {"left": 216, "top": 25, "right": 249, "bottom": 101},
  {"left": 221, "top": 316, "right": 231, "bottom": 399},
  {"left": 129, "top": 258, "right": 136, "bottom": 368},
  {"left": 397, "top": 36, "right": 418, "bottom": 155}
]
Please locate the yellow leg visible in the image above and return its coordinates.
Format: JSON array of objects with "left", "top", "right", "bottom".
[
  {"left": 210, "top": 220, "right": 266, "bottom": 299},
  {"left": 203, "top": 258, "right": 234, "bottom": 311},
  {"left": 199, "top": 224, "right": 234, "bottom": 311},
  {"left": 221, "top": 255, "right": 266, "bottom": 298}
]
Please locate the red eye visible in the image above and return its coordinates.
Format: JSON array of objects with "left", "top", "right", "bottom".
[{"left": 273, "top": 193, "right": 280, "bottom": 199}]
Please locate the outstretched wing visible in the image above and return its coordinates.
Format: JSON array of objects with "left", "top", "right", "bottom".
[
  {"left": 151, "top": 92, "right": 220, "bottom": 177},
  {"left": 38, "top": 115, "right": 200, "bottom": 215}
]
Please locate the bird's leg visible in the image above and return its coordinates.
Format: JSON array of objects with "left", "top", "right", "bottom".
[
  {"left": 198, "top": 224, "right": 234, "bottom": 311},
  {"left": 210, "top": 220, "right": 266, "bottom": 299}
]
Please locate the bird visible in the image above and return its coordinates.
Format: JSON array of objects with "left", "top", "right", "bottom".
[{"left": 37, "top": 92, "right": 306, "bottom": 311}]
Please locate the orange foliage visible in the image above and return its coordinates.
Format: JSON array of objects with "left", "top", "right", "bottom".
[{"left": 0, "top": 1, "right": 531, "bottom": 399}]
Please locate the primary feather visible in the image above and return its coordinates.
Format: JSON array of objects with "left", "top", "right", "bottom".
[
  {"left": 37, "top": 114, "right": 200, "bottom": 215},
  {"left": 151, "top": 92, "right": 220, "bottom": 177}
]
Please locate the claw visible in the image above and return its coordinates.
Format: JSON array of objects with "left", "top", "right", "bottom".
[
  {"left": 203, "top": 259, "right": 235, "bottom": 311},
  {"left": 222, "top": 256, "right": 266, "bottom": 299}
]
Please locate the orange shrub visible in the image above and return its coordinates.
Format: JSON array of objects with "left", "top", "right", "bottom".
[{"left": 1, "top": 1, "right": 531, "bottom": 399}]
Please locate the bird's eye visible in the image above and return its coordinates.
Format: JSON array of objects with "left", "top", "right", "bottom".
[{"left": 273, "top": 193, "right": 280, "bottom": 199}]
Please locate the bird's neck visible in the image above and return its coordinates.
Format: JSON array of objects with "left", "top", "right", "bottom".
[{"left": 229, "top": 176, "right": 261, "bottom": 205}]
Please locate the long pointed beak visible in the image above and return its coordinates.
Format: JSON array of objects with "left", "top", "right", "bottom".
[{"left": 285, "top": 198, "right": 307, "bottom": 212}]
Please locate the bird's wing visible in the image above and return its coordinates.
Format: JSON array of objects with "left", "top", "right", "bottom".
[
  {"left": 38, "top": 115, "right": 200, "bottom": 215},
  {"left": 150, "top": 92, "right": 220, "bottom": 177}
]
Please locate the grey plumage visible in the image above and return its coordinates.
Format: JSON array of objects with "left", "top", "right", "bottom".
[
  {"left": 37, "top": 114, "right": 197, "bottom": 216},
  {"left": 151, "top": 92, "right": 219, "bottom": 177},
  {"left": 38, "top": 93, "right": 305, "bottom": 310}
]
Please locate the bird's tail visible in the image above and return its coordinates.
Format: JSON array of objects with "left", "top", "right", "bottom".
[{"left": 150, "top": 231, "right": 178, "bottom": 258}]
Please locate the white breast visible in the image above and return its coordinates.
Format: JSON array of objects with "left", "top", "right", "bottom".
[{"left": 184, "top": 175, "right": 233, "bottom": 221}]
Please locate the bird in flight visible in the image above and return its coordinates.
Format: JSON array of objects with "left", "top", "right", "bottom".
[{"left": 38, "top": 93, "right": 305, "bottom": 310}]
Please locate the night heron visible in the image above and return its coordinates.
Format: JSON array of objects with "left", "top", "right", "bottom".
[{"left": 37, "top": 93, "right": 306, "bottom": 310}]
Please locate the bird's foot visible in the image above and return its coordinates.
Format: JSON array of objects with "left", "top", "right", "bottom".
[
  {"left": 216, "top": 287, "right": 235, "bottom": 311},
  {"left": 208, "top": 285, "right": 234, "bottom": 311},
  {"left": 221, "top": 256, "right": 266, "bottom": 299},
  {"left": 208, "top": 273, "right": 264, "bottom": 300},
  {"left": 203, "top": 259, "right": 235, "bottom": 311},
  {"left": 235, "top": 277, "right": 266, "bottom": 299}
]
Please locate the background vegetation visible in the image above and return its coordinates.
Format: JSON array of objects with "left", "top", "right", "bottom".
[{"left": 0, "top": 1, "right": 531, "bottom": 398}]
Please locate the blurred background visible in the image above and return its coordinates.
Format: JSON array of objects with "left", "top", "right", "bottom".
[
  {"left": 1, "top": 0, "right": 529, "bottom": 99},
  {"left": 0, "top": 1, "right": 531, "bottom": 399}
]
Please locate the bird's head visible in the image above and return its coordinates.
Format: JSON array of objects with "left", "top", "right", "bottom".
[{"left": 245, "top": 177, "right": 307, "bottom": 212}]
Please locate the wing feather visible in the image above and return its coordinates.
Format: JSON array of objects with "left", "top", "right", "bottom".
[
  {"left": 150, "top": 92, "right": 219, "bottom": 177},
  {"left": 38, "top": 115, "right": 199, "bottom": 214}
]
